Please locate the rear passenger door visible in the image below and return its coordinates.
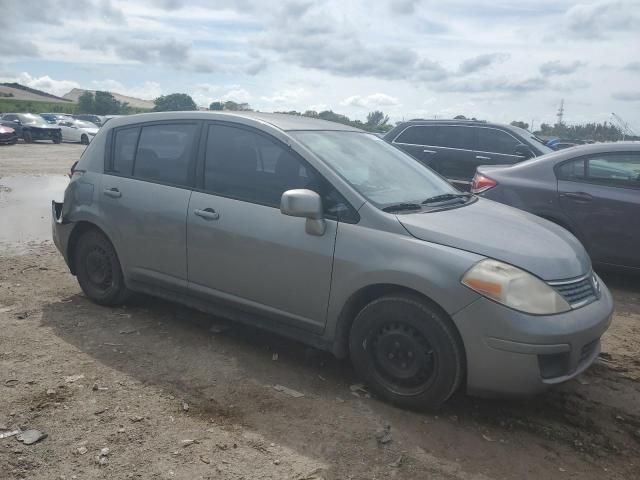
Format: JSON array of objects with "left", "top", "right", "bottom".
[
  {"left": 100, "top": 121, "right": 201, "bottom": 291},
  {"left": 187, "top": 123, "right": 341, "bottom": 333},
  {"left": 475, "top": 127, "right": 523, "bottom": 170},
  {"left": 429, "top": 126, "right": 476, "bottom": 186}
]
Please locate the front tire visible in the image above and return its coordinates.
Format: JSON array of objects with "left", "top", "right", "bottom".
[
  {"left": 349, "top": 294, "right": 464, "bottom": 409},
  {"left": 52, "top": 133, "right": 62, "bottom": 144},
  {"left": 23, "top": 130, "right": 33, "bottom": 143},
  {"left": 74, "top": 230, "right": 130, "bottom": 306}
]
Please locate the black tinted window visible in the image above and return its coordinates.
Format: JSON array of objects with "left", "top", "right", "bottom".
[
  {"left": 477, "top": 128, "right": 520, "bottom": 155},
  {"left": 204, "top": 125, "right": 356, "bottom": 220},
  {"left": 394, "top": 126, "right": 434, "bottom": 145},
  {"left": 133, "top": 123, "right": 198, "bottom": 186},
  {"left": 112, "top": 127, "right": 139, "bottom": 176},
  {"left": 432, "top": 126, "right": 475, "bottom": 149},
  {"left": 557, "top": 159, "right": 586, "bottom": 180},
  {"left": 587, "top": 154, "right": 640, "bottom": 188}
]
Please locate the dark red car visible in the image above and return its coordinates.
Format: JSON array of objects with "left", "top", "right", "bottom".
[{"left": 0, "top": 124, "right": 18, "bottom": 145}]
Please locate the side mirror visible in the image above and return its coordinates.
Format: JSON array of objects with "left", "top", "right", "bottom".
[
  {"left": 514, "top": 144, "right": 534, "bottom": 159},
  {"left": 280, "top": 189, "right": 326, "bottom": 236}
]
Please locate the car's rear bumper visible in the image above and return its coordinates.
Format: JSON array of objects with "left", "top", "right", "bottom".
[
  {"left": 51, "top": 201, "right": 73, "bottom": 270},
  {"left": 452, "top": 276, "right": 613, "bottom": 396}
]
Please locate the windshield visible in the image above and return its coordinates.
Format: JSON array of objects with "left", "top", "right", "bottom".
[
  {"left": 509, "top": 125, "right": 553, "bottom": 154},
  {"left": 19, "top": 114, "right": 49, "bottom": 126},
  {"left": 291, "top": 131, "right": 458, "bottom": 209}
]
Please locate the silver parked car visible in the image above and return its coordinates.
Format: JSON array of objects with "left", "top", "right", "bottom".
[{"left": 52, "top": 112, "right": 613, "bottom": 408}]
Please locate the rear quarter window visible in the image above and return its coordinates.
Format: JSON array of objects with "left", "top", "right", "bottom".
[{"left": 112, "top": 127, "right": 139, "bottom": 176}]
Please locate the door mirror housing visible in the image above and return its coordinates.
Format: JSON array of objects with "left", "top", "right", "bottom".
[
  {"left": 514, "top": 144, "right": 534, "bottom": 159},
  {"left": 280, "top": 189, "right": 326, "bottom": 236}
]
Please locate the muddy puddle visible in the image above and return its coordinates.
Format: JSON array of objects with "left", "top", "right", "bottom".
[{"left": 0, "top": 175, "right": 68, "bottom": 254}]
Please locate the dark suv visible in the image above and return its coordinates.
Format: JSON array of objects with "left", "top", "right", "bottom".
[{"left": 384, "top": 120, "right": 553, "bottom": 188}]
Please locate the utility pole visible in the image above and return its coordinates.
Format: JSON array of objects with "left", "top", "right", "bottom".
[{"left": 556, "top": 99, "right": 564, "bottom": 126}]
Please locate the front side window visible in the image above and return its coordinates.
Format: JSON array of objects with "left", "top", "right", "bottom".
[
  {"left": 394, "top": 126, "right": 434, "bottom": 146},
  {"left": 204, "top": 124, "right": 355, "bottom": 220},
  {"left": 133, "top": 123, "right": 199, "bottom": 186},
  {"left": 476, "top": 128, "right": 519, "bottom": 155},
  {"left": 587, "top": 154, "right": 640, "bottom": 188},
  {"left": 291, "top": 131, "right": 457, "bottom": 208}
]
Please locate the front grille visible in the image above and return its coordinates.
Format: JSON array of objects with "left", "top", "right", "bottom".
[{"left": 549, "top": 274, "right": 597, "bottom": 309}]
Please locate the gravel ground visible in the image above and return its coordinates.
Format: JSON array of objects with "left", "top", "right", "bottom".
[{"left": 1, "top": 143, "right": 639, "bottom": 479}]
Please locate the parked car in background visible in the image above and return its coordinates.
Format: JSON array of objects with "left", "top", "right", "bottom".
[
  {"left": 73, "top": 114, "right": 105, "bottom": 127},
  {"left": 384, "top": 119, "right": 553, "bottom": 189},
  {"left": 52, "top": 111, "right": 612, "bottom": 409},
  {"left": 0, "top": 124, "right": 18, "bottom": 145},
  {"left": 551, "top": 142, "right": 579, "bottom": 150},
  {"left": 41, "top": 112, "right": 73, "bottom": 124},
  {"left": 473, "top": 143, "right": 640, "bottom": 271},
  {"left": 1, "top": 113, "right": 62, "bottom": 143},
  {"left": 57, "top": 118, "right": 99, "bottom": 144}
]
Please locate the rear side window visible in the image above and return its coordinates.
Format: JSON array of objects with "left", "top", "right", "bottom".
[
  {"left": 394, "top": 126, "right": 434, "bottom": 145},
  {"left": 431, "top": 126, "right": 475, "bottom": 149},
  {"left": 557, "top": 159, "right": 586, "bottom": 180},
  {"left": 476, "top": 128, "right": 520, "bottom": 155},
  {"left": 112, "top": 127, "right": 139, "bottom": 176},
  {"left": 133, "top": 123, "right": 199, "bottom": 186},
  {"left": 587, "top": 154, "right": 640, "bottom": 189}
]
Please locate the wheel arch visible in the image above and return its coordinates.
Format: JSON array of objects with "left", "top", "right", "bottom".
[
  {"left": 66, "top": 221, "right": 116, "bottom": 275},
  {"left": 332, "top": 283, "right": 464, "bottom": 360}
]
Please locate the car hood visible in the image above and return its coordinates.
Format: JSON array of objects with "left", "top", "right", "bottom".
[{"left": 397, "top": 198, "right": 590, "bottom": 281}]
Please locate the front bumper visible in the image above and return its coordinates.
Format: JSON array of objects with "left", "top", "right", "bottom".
[
  {"left": 453, "top": 276, "right": 613, "bottom": 396},
  {"left": 51, "top": 201, "right": 74, "bottom": 270}
]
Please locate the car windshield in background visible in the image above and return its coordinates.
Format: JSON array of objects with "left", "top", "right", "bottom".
[
  {"left": 19, "top": 115, "right": 50, "bottom": 126},
  {"left": 292, "top": 131, "right": 458, "bottom": 209},
  {"left": 510, "top": 126, "right": 553, "bottom": 154}
]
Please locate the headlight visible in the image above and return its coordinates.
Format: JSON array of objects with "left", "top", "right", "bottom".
[{"left": 462, "top": 259, "right": 570, "bottom": 314}]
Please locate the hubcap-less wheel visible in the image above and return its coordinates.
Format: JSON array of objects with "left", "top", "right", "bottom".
[
  {"left": 85, "top": 247, "right": 113, "bottom": 291},
  {"left": 371, "top": 322, "right": 436, "bottom": 395},
  {"left": 349, "top": 295, "right": 464, "bottom": 409}
]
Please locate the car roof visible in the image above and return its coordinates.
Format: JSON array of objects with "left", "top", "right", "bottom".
[
  {"left": 105, "top": 111, "right": 364, "bottom": 133},
  {"left": 517, "top": 142, "right": 640, "bottom": 166}
]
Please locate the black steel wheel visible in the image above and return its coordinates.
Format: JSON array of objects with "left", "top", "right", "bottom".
[
  {"left": 80, "top": 134, "right": 89, "bottom": 145},
  {"left": 74, "top": 229, "right": 130, "bottom": 306},
  {"left": 349, "top": 294, "right": 464, "bottom": 409}
]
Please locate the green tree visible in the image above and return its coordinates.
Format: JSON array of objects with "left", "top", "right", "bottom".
[
  {"left": 209, "top": 101, "right": 224, "bottom": 111},
  {"left": 78, "top": 91, "right": 95, "bottom": 114},
  {"left": 366, "top": 111, "right": 390, "bottom": 131},
  {"left": 93, "top": 91, "right": 124, "bottom": 115},
  {"left": 153, "top": 93, "right": 197, "bottom": 112},
  {"left": 510, "top": 120, "right": 529, "bottom": 130},
  {"left": 222, "top": 100, "right": 252, "bottom": 111}
]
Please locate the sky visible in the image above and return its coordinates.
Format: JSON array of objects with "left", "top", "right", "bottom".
[{"left": 1, "top": 0, "right": 639, "bottom": 130}]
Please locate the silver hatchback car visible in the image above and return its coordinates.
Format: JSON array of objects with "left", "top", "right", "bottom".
[{"left": 52, "top": 112, "right": 613, "bottom": 408}]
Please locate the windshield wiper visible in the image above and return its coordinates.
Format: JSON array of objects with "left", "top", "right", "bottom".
[
  {"left": 421, "top": 193, "right": 472, "bottom": 205},
  {"left": 381, "top": 203, "right": 423, "bottom": 213}
]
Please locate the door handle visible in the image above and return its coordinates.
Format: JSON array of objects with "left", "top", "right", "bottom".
[
  {"left": 103, "top": 187, "right": 121, "bottom": 198},
  {"left": 194, "top": 208, "right": 220, "bottom": 220},
  {"left": 559, "top": 192, "right": 593, "bottom": 202},
  {"left": 475, "top": 155, "right": 492, "bottom": 160},
  {"left": 423, "top": 149, "right": 437, "bottom": 154}
]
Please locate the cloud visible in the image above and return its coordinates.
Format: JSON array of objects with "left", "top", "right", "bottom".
[
  {"left": 458, "top": 53, "right": 510, "bottom": 75},
  {"left": 261, "top": 88, "right": 307, "bottom": 104},
  {"left": 220, "top": 88, "right": 252, "bottom": 103},
  {"left": 436, "top": 76, "right": 550, "bottom": 94},
  {"left": 624, "top": 61, "right": 640, "bottom": 72},
  {"left": 564, "top": 0, "right": 639, "bottom": 39},
  {"left": 0, "top": 72, "right": 80, "bottom": 97},
  {"left": 612, "top": 91, "right": 640, "bottom": 101},
  {"left": 90, "top": 80, "right": 163, "bottom": 100},
  {"left": 390, "top": 0, "right": 420, "bottom": 15},
  {"left": 340, "top": 93, "right": 401, "bottom": 108},
  {"left": 540, "top": 60, "right": 586, "bottom": 76}
]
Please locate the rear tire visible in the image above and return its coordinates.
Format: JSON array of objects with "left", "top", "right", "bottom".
[
  {"left": 74, "top": 230, "right": 130, "bottom": 306},
  {"left": 349, "top": 294, "right": 464, "bottom": 409},
  {"left": 23, "top": 131, "right": 33, "bottom": 143},
  {"left": 80, "top": 134, "right": 89, "bottom": 145},
  {"left": 53, "top": 133, "right": 62, "bottom": 144}
]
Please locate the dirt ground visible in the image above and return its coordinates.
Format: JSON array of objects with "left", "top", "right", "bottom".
[{"left": 1, "top": 143, "right": 640, "bottom": 479}]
